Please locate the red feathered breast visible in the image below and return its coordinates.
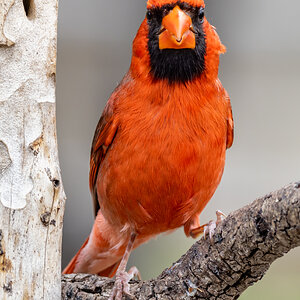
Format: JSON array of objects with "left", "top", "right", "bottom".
[{"left": 96, "top": 78, "right": 229, "bottom": 236}]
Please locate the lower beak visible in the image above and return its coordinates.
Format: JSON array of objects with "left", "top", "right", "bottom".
[{"left": 159, "top": 6, "right": 196, "bottom": 50}]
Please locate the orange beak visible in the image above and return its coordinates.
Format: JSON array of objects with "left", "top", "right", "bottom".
[{"left": 159, "top": 6, "right": 196, "bottom": 50}]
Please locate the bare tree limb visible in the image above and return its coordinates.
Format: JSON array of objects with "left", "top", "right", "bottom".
[{"left": 62, "top": 182, "right": 300, "bottom": 299}]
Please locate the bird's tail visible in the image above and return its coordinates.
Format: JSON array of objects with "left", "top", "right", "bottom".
[
  {"left": 62, "top": 238, "right": 121, "bottom": 277},
  {"left": 62, "top": 212, "right": 125, "bottom": 277},
  {"left": 62, "top": 237, "right": 89, "bottom": 275}
]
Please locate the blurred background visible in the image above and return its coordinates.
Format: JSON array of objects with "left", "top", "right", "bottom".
[{"left": 57, "top": 1, "right": 300, "bottom": 299}]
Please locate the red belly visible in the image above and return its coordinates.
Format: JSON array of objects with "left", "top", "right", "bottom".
[{"left": 97, "top": 126, "right": 226, "bottom": 235}]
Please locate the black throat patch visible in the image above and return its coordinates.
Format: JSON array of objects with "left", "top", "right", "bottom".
[{"left": 147, "top": 3, "right": 206, "bottom": 84}]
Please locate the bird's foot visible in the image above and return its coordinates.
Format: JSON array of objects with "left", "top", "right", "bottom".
[
  {"left": 109, "top": 266, "right": 141, "bottom": 300},
  {"left": 203, "top": 210, "right": 226, "bottom": 243},
  {"left": 187, "top": 210, "right": 226, "bottom": 241}
]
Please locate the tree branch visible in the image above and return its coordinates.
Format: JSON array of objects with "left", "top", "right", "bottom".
[{"left": 62, "top": 182, "right": 300, "bottom": 299}]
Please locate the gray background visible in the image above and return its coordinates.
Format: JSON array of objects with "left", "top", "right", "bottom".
[{"left": 57, "top": 1, "right": 300, "bottom": 299}]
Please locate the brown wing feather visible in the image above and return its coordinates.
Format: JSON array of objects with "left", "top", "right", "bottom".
[
  {"left": 89, "top": 74, "right": 132, "bottom": 217},
  {"left": 226, "top": 97, "right": 234, "bottom": 149},
  {"left": 89, "top": 107, "right": 118, "bottom": 217}
]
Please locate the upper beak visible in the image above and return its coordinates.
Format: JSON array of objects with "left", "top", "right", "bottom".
[{"left": 159, "top": 6, "right": 196, "bottom": 50}]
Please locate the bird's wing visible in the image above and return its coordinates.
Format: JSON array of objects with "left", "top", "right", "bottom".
[
  {"left": 89, "top": 104, "right": 118, "bottom": 217},
  {"left": 226, "top": 96, "right": 234, "bottom": 149}
]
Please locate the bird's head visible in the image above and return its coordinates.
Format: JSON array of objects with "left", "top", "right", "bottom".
[{"left": 131, "top": 0, "right": 226, "bottom": 84}]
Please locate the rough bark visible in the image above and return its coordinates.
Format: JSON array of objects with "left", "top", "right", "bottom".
[
  {"left": 62, "top": 182, "right": 300, "bottom": 299},
  {"left": 0, "top": 0, "right": 64, "bottom": 299}
]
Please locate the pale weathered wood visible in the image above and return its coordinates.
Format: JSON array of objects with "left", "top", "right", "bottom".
[{"left": 0, "top": 0, "right": 64, "bottom": 299}]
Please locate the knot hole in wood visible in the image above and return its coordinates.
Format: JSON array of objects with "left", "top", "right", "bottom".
[{"left": 23, "top": 0, "right": 35, "bottom": 19}]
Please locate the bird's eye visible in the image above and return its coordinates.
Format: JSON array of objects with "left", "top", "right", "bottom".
[
  {"left": 198, "top": 8, "right": 205, "bottom": 22},
  {"left": 147, "top": 10, "right": 153, "bottom": 20}
]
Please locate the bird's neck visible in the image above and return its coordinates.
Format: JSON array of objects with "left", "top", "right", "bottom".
[{"left": 126, "top": 69, "right": 221, "bottom": 108}]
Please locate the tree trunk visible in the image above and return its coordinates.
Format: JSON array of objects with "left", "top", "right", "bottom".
[{"left": 0, "top": 0, "right": 64, "bottom": 299}]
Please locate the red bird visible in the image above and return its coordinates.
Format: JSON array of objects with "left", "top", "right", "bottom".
[{"left": 63, "top": 0, "right": 234, "bottom": 299}]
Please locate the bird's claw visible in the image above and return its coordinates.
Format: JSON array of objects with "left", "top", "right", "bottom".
[
  {"left": 203, "top": 210, "right": 226, "bottom": 243},
  {"left": 109, "top": 267, "right": 141, "bottom": 300},
  {"left": 203, "top": 220, "right": 217, "bottom": 241}
]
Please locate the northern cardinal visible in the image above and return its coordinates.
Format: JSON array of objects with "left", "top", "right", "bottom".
[{"left": 63, "top": 0, "right": 234, "bottom": 299}]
